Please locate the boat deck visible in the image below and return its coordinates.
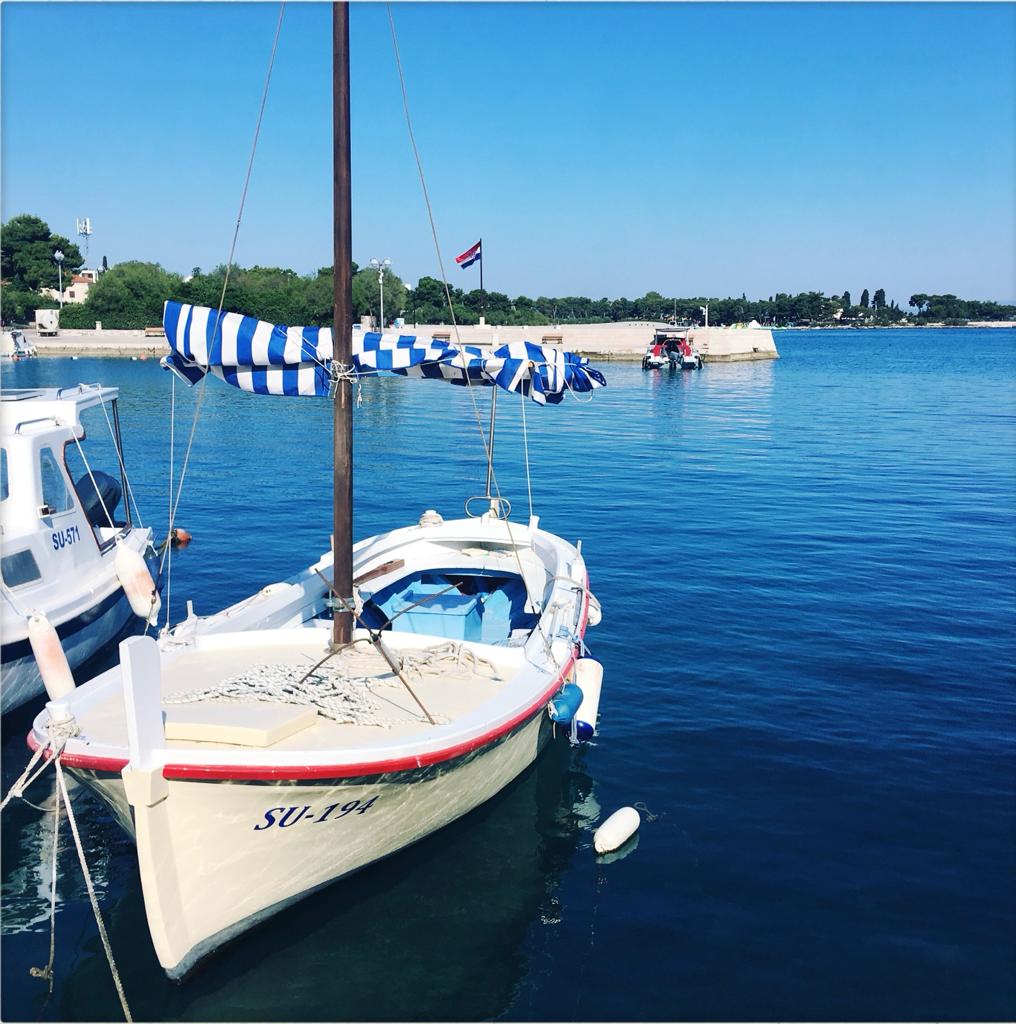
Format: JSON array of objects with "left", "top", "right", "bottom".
[{"left": 75, "top": 632, "right": 523, "bottom": 757}]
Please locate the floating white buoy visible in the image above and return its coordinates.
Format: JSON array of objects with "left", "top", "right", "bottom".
[
  {"left": 594, "top": 806, "right": 641, "bottom": 855},
  {"left": 27, "top": 612, "right": 75, "bottom": 700},
  {"left": 115, "top": 541, "right": 162, "bottom": 622},
  {"left": 596, "top": 831, "right": 640, "bottom": 865}
]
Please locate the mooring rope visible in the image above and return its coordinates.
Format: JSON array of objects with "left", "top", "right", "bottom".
[
  {"left": 0, "top": 744, "right": 50, "bottom": 813},
  {"left": 55, "top": 761, "right": 132, "bottom": 1022},
  {"left": 29, "top": 776, "right": 61, "bottom": 997},
  {"left": 2, "top": 722, "right": 133, "bottom": 1021}
]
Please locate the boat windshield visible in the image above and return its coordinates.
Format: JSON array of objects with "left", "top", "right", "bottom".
[{"left": 62, "top": 405, "right": 128, "bottom": 532}]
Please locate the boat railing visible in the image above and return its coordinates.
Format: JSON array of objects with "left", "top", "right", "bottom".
[{"left": 13, "top": 416, "right": 62, "bottom": 435}]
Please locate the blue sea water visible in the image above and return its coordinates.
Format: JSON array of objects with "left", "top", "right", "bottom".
[{"left": 1, "top": 327, "right": 1014, "bottom": 1021}]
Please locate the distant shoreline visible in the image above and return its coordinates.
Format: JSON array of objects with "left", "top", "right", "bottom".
[{"left": 776, "top": 321, "right": 1014, "bottom": 330}]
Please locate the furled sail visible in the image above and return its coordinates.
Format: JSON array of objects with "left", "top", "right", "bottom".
[{"left": 161, "top": 301, "right": 605, "bottom": 405}]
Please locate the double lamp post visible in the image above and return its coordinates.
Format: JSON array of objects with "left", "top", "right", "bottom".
[{"left": 369, "top": 257, "right": 391, "bottom": 329}]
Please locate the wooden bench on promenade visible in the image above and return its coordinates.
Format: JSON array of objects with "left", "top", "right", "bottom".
[
  {"left": 144, "top": 326, "right": 166, "bottom": 338},
  {"left": 541, "top": 333, "right": 564, "bottom": 345}
]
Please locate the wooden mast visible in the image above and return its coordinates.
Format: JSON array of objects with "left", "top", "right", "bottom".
[{"left": 332, "top": 1, "right": 354, "bottom": 647}]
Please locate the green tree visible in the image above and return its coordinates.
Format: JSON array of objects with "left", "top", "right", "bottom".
[
  {"left": 81, "top": 261, "right": 183, "bottom": 329},
  {"left": 351, "top": 267, "right": 408, "bottom": 326},
  {"left": 842, "top": 290, "right": 851, "bottom": 309},
  {"left": 873, "top": 288, "right": 886, "bottom": 309},
  {"left": 3, "top": 288, "right": 57, "bottom": 323},
  {"left": 1, "top": 214, "right": 84, "bottom": 292},
  {"left": 859, "top": 288, "right": 869, "bottom": 308}
]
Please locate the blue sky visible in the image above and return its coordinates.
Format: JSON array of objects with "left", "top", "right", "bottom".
[{"left": 3, "top": 2, "right": 1014, "bottom": 304}]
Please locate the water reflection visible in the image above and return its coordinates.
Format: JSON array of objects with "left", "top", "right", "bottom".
[{"left": 31, "top": 739, "right": 599, "bottom": 1022}]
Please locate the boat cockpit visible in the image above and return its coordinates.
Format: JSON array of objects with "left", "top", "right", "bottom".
[{"left": 1, "top": 385, "right": 139, "bottom": 592}]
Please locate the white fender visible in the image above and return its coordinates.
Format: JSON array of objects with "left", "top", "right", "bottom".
[
  {"left": 27, "top": 613, "right": 75, "bottom": 701},
  {"left": 116, "top": 541, "right": 162, "bottom": 623},
  {"left": 573, "top": 658, "right": 603, "bottom": 740},
  {"left": 594, "top": 806, "right": 641, "bottom": 855}
]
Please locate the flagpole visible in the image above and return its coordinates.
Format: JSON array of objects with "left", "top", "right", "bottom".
[{"left": 480, "top": 236, "right": 485, "bottom": 321}]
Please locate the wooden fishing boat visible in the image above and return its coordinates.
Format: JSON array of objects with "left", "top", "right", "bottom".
[
  {"left": 26, "top": 2, "right": 606, "bottom": 980},
  {"left": 28, "top": 509, "right": 601, "bottom": 979}
]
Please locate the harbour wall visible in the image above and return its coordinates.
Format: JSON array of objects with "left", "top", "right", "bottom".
[
  {"left": 409, "top": 321, "right": 779, "bottom": 363},
  {"left": 17, "top": 321, "right": 780, "bottom": 363},
  {"left": 689, "top": 326, "right": 779, "bottom": 362}
]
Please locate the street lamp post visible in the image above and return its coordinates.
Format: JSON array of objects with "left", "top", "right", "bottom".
[
  {"left": 53, "top": 250, "right": 65, "bottom": 309},
  {"left": 369, "top": 257, "right": 391, "bottom": 329}
]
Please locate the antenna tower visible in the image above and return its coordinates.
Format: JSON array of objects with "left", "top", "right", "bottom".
[{"left": 76, "top": 217, "right": 93, "bottom": 259}]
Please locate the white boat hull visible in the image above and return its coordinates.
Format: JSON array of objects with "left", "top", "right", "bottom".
[{"left": 80, "top": 708, "right": 551, "bottom": 979}]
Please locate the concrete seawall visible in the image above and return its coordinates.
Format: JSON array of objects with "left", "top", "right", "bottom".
[
  {"left": 17, "top": 320, "right": 780, "bottom": 363},
  {"left": 384, "top": 321, "right": 779, "bottom": 363},
  {"left": 689, "top": 326, "right": 779, "bottom": 362}
]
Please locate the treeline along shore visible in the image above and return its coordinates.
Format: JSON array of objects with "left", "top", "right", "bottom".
[{"left": 4, "top": 215, "right": 1014, "bottom": 331}]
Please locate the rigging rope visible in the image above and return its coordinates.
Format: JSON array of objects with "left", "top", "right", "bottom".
[
  {"left": 520, "top": 385, "right": 534, "bottom": 519},
  {"left": 96, "top": 390, "right": 145, "bottom": 527},
  {"left": 159, "top": 1, "right": 287, "bottom": 623},
  {"left": 69, "top": 430, "right": 115, "bottom": 533},
  {"left": 165, "top": 374, "right": 176, "bottom": 633},
  {"left": 385, "top": 5, "right": 568, "bottom": 669}
]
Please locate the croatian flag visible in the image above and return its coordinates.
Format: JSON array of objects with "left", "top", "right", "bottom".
[{"left": 455, "top": 240, "right": 482, "bottom": 269}]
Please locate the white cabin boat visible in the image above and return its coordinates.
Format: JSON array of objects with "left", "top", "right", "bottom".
[
  {"left": 1, "top": 328, "right": 37, "bottom": 361},
  {"left": 642, "top": 328, "right": 702, "bottom": 371},
  {"left": 1, "top": 385, "right": 160, "bottom": 713}
]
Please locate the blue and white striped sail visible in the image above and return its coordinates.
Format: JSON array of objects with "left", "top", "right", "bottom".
[
  {"left": 161, "top": 301, "right": 605, "bottom": 405},
  {"left": 162, "top": 301, "right": 333, "bottom": 397}
]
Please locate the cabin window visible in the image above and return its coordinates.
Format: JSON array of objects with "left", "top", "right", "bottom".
[
  {"left": 1, "top": 549, "right": 42, "bottom": 588},
  {"left": 1, "top": 448, "right": 8, "bottom": 503},
  {"left": 39, "top": 447, "right": 72, "bottom": 514}
]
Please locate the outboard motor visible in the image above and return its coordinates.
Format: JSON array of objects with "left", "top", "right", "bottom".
[{"left": 76, "top": 470, "right": 122, "bottom": 528}]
